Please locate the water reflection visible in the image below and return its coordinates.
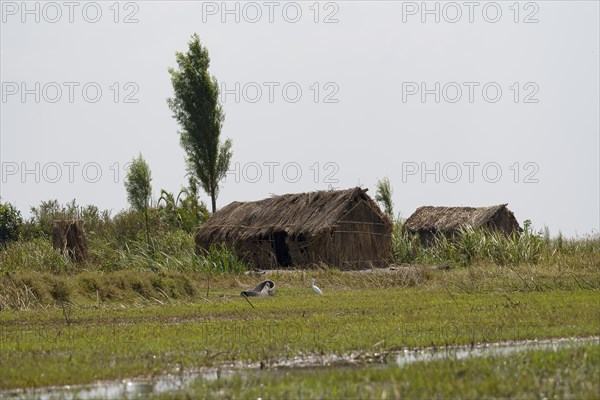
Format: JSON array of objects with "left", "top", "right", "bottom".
[
  {"left": 395, "top": 337, "right": 598, "bottom": 367},
  {"left": 3, "top": 336, "right": 597, "bottom": 400}
]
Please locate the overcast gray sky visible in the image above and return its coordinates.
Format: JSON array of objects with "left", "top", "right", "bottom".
[{"left": 1, "top": 1, "right": 598, "bottom": 237}]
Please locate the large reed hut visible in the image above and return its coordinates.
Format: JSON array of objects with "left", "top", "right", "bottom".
[
  {"left": 403, "top": 204, "right": 521, "bottom": 243},
  {"left": 195, "top": 187, "right": 393, "bottom": 269}
]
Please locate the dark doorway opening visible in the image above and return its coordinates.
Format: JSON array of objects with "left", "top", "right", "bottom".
[{"left": 272, "top": 231, "right": 292, "bottom": 267}]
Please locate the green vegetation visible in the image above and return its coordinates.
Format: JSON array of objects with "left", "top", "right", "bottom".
[
  {"left": 375, "top": 177, "right": 395, "bottom": 220},
  {"left": 124, "top": 154, "right": 153, "bottom": 249},
  {"left": 0, "top": 198, "right": 598, "bottom": 397},
  {"left": 1, "top": 279, "right": 598, "bottom": 390},
  {"left": 160, "top": 344, "right": 599, "bottom": 399},
  {"left": 0, "top": 197, "right": 598, "bottom": 309},
  {"left": 158, "top": 177, "right": 210, "bottom": 233},
  {"left": 0, "top": 202, "right": 23, "bottom": 247},
  {"left": 392, "top": 220, "right": 598, "bottom": 267},
  {"left": 168, "top": 33, "right": 233, "bottom": 213}
]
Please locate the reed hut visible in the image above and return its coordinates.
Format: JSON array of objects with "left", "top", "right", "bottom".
[
  {"left": 52, "top": 219, "right": 89, "bottom": 262},
  {"left": 403, "top": 204, "right": 521, "bottom": 243},
  {"left": 195, "top": 187, "right": 393, "bottom": 269}
]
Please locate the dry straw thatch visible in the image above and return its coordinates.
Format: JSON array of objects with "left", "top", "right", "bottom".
[
  {"left": 403, "top": 204, "right": 521, "bottom": 243},
  {"left": 51, "top": 219, "right": 89, "bottom": 262},
  {"left": 195, "top": 187, "right": 393, "bottom": 269}
]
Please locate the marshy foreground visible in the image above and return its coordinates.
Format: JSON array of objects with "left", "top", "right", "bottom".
[{"left": 1, "top": 261, "right": 599, "bottom": 399}]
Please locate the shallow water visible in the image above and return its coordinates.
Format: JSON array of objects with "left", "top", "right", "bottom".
[
  {"left": 3, "top": 336, "right": 598, "bottom": 400},
  {"left": 394, "top": 336, "right": 599, "bottom": 367}
]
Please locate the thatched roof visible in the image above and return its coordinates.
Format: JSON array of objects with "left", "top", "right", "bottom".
[
  {"left": 196, "top": 187, "right": 388, "bottom": 243},
  {"left": 403, "top": 204, "right": 519, "bottom": 233}
]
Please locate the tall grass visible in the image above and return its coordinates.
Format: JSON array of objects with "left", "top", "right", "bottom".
[
  {"left": 2, "top": 221, "right": 597, "bottom": 275},
  {"left": 0, "top": 233, "right": 247, "bottom": 309},
  {"left": 0, "top": 238, "right": 75, "bottom": 274},
  {"left": 196, "top": 243, "right": 247, "bottom": 274},
  {"left": 391, "top": 224, "right": 422, "bottom": 264},
  {"left": 7, "top": 198, "right": 596, "bottom": 274},
  {"left": 391, "top": 222, "right": 599, "bottom": 267},
  {"left": 0, "top": 230, "right": 248, "bottom": 274}
]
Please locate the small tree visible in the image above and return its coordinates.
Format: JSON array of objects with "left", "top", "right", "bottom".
[
  {"left": 0, "top": 202, "right": 23, "bottom": 246},
  {"left": 375, "top": 177, "right": 395, "bottom": 221},
  {"left": 167, "top": 33, "right": 233, "bottom": 213},
  {"left": 124, "top": 154, "right": 153, "bottom": 247}
]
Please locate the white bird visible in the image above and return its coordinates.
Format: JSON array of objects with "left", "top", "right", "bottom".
[{"left": 311, "top": 278, "right": 323, "bottom": 295}]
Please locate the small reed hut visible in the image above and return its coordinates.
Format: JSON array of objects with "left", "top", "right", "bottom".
[
  {"left": 403, "top": 204, "right": 521, "bottom": 243},
  {"left": 195, "top": 187, "right": 393, "bottom": 269},
  {"left": 52, "top": 219, "right": 89, "bottom": 262}
]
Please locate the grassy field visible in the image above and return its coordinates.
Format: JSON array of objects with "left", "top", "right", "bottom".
[
  {"left": 1, "top": 264, "right": 599, "bottom": 395},
  {"left": 157, "top": 344, "right": 600, "bottom": 399},
  {"left": 1, "top": 223, "right": 598, "bottom": 309},
  {"left": 1, "top": 210, "right": 599, "bottom": 398}
]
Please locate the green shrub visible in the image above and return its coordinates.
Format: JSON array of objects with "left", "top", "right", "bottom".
[{"left": 0, "top": 202, "right": 23, "bottom": 246}]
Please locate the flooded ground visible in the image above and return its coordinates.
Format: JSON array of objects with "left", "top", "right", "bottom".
[
  {"left": 3, "top": 336, "right": 598, "bottom": 400},
  {"left": 394, "top": 336, "right": 599, "bottom": 367}
]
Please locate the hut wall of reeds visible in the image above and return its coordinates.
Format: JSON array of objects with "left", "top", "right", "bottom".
[
  {"left": 195, "top": 187, "right": 393, "bottom": 269},
  {"left": 51, "top": 219, "right": 89, "bottom": 262},
  {"left": 402, "top": 204, "right": 521, "bottom": 243}
]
